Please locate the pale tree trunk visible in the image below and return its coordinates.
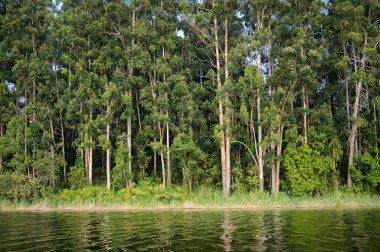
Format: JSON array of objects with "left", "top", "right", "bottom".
[
  {"left": 89, "top": 146, "right": 93, "bottom": 185},
  {"left": 162, "top": 46, "right": 171, "bottom": 186},
  {"left": 158, "top": 122, "right": 166, "bottom": 189},
  {"left": 61, "top": 116, "right": 66, "bottom": 182},
  {"left": 166, "top": 110, "right": 171, "bottom": 186},
  {"left": 153, "top": 138, "right": 157, "bottom": 177},
  {"left": 224, "top": 19, "right": 231, "bottom": 197},
  {"left": 49, "top": 114, "right": 55, "bottom": 158},
  {"left": 347, "top": 79, "right": 362, "bottom": 188},
  {"left": 257, "top": 51, "right": 264, "bottom": 193},
  {"left": 126, "top": 5, "right": 135, "bottom": 187},
  {"left": 56, "top": 83, "right": 66, "bottom": 182},
  {"left": 213, "top": 11, "right": 227, "bottom": 197},
  {"left": 127, "top": 102, "right": 132, "bottom": 186},
  {"left": 106, "top": 115, "right": 111, "bottom": 190},
  {"left": 347, "top": 41, "right": 364, "bottom": 188},
  {"left": 275, "top": 124, "right": 283, "bottom": 193},
  {"left": 88, "top": 110, "right": 93, "bottom": 185},
  {"left": 135, "top": 88, "right": 142, "bottom": 131},
  {"left": 24, "top": 81, "right": 29, "bottom": 176},
  {"left": 302, "top": 86, "right": 308, "bottom": 145}
]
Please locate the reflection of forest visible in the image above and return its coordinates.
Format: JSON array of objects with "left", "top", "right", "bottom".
[
  {"left": 220, "top": 213, "right": 236, "bottom": 252},
  {"left": 0, "top": 210, "right": 379, "bottom": 251},
  {"left": 81, "top": 213, "right": 112, "bottom": 250},
  {"left": 253, "top": 211, "right": 284, "bottom": 251}
]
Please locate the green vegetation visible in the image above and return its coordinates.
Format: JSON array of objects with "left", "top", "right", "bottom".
[
  {"left": 1, "top": 181, "right": 380, "bottom": 211},
  {"left": 0, "top": 0, "right": 379, "bottom": 208}
]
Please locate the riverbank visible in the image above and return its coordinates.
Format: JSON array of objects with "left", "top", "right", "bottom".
[{"left": 1, "top": 185, "right": 380, "bottom": 211}]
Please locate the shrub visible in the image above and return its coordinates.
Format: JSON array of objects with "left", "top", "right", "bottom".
[
  {"left": 283, "top": 145, "right": 335, "bottom": 196},
  {"left": 0, "top": 172, "right": 48, "bottom": 201},
  {"left": 68, "top": 165, "right": 88, "bottom": 188},
  {"left": 351, "top": 152, "right": 380, "bottom": 192}
]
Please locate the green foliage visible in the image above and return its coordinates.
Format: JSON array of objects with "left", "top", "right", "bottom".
[
  {"left": 351, "top": 152, "right": 380, "bottom": 193},
  {"left": 0, "top": 0, "right": 379, "bottom": 199},
  {"left": 68, "top": 165, "right": 88, "bottom": 189},
  {"left": 0, "top": 172, "right": 48, "bottom": 202},
  {"left": 172, "top": 133, "right": 206, "bottom": 189},
  {"left": 283, "top": 145, "right": 336, "bottom": 196}
]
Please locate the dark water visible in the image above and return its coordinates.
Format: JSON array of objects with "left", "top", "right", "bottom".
[{"left": 0, "top": 209, "right": 380, "bottom": 251}]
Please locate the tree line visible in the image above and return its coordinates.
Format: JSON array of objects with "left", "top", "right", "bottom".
[{"left": 0, "top": 0, "right": 379, "bottom": 199}]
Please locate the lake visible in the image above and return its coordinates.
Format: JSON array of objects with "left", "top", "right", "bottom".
[{"left": 1, "top": 209, "right": 380, "bottom": 251}]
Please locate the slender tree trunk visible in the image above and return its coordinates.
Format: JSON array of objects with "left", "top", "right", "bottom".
[
  {"left": 213, "top": 11, "right": 227, "bottom": 197},
  {"left": 347, "top": 41, "right": 364, "bottom": 188},
  {"left": 126, "top": 4, "right": 135, "bottom": 186},
  {"left": 49, "top": 114, "right": 55, "bottom": 159},
  {"left": 348, "top": 79, "right": 362, "bottom": 188},
  {"left": 257, "top": 49, "right": 264, "bottom": 193},
  {"left": 135, "top": 88, "right": 142, "bottom": 131},
  {"left": 24, "top": 81, "right": 29, "bottom": 176},
  {"left": 89, "top": 110, "right": 93, "bottom": 185},
  {"left": 89, "top": 147, "right": 92, "bottom": 184},
  {"left": 32, "top": 79, "right": 36, "bottom": 121},
  {"left": 302, "top": 86, "right": 308, "bottom": 145},
  {"left": 106, "top": 118, "right": 111, "bottom": 190},
  {"left": 127, "top": 94, "right": 132, "bottom": 186},
  {"left": 166, "top": 110, "right": 171, "bottom": 186},
  {"left": 158, "top": 122, "right": 166, "bottom": 189},
  {"left": 275, "top": 124, "right": 283, "bottom": 193},
  {"left": 153, "top": 137, "right": 157, "bottom": 177},
  {"left": 224, "top": 18, "right": 231, "bottom": 196},
  {"left": 60, "top": 116, "right": 66, "bottom": 182}
]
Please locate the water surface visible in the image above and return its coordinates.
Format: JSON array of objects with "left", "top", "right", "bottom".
[{"left": 1, "top": 209, "right": 379, "bottom": 251}]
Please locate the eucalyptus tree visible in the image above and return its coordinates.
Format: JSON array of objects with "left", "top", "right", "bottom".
[{"left": 328, "top": 0, "right": 379, "bottom": 187}]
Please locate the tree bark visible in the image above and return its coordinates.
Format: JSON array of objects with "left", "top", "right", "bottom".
[
  {"left": 106, "top": 120, "right": 111, "bottom": 190},
  {"left": 347, "top": 79, "right": 362, "bottom": 188},
  {"left": 257, "top": 52, "right": 264, "bottom": 193},
  {"left": 302, "top": 86, "right": 308, "bottom": 145},
  {"left": 224, "top": 18, "right": 231, "bottom": 197},
  {"left": 213, "top": 11, "right": 227, "bottom": 197}
]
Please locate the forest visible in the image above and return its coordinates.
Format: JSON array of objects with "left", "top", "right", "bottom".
[{"left": 0, "top": 0, "right": 379, "bottom": 203}]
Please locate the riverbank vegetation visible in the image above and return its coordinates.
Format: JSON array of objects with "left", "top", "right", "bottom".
[
  {"left": 0, "top": 0, "right": 379, "bottom": 206},
  {"left": 1, "top": 181, "right": 380, "bottom": 211}
]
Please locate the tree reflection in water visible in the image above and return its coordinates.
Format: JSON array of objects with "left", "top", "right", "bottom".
[{"left": 220, "top": 213, "right": 236, "bottom": 252}]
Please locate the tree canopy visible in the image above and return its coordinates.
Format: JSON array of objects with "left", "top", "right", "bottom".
[{"left": 0, "top": 0, "right": 379, "bottom": 199}]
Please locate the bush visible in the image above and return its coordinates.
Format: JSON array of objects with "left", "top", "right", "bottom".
[
  {"left": 351, "top": 152, "right": 380, "bottom": 192},
  {"left": 0, "top": 172, "right": 48, "bottom": 201},
  {"left": 68, "top": 165, "right": 88, "bottom": 188},
  {"left": 283, "top": 145, "right": 335, "bottom": 196}
]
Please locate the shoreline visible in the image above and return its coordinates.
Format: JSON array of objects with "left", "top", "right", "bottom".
[{"left": 2, "top": 202, "right": 380, "bottom": 212}]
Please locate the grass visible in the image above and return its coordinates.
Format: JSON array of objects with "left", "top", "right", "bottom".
[{"left": 1, "top": 182, "right": 380, "bottom": 211}]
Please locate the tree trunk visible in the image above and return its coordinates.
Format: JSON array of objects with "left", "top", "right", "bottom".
[
  {"left": 158, "top": 122, "right": 166, "bottom": 189},
  {"left": 153, "top": 137, "right": 157, "bottom": 177},
  {"left": 61, "top": 118, "right": 66, "bottom": 182},
  {"left": 256, "top": 48, "right": 264, "bottom": 193},
  {"left": 24, "top": 81, "right": 29, "bottom": 176},
  {"left": 106, "top": 121, "right": 111, "bottom": 190},
  {"left": 135, "top": 88, "right": 142, "bottom": 131},
  {"left": 127, "top": 90, "right": 132, "bottom": 187},
  {"left": 224, "top": 18, "right": 231, "bottom": 197},
  {"left": 348, "top": 79, "right": 362, "bottom": 188},
  {"left": 166, "top": 111, "right": 171, "bottom": 186},
  {"left": 275, "top": 124, "right": 283, "bottom": 193},
  {"left": 302, "top": 86, "right": 308, "bottom": 145},
  {"left": 214, "top": 12, "right": 227, "bottom": 197}
]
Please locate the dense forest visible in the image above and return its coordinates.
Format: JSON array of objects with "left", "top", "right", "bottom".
[{"left": 0, "top": 0, "right": 379, "bottom": 201}]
